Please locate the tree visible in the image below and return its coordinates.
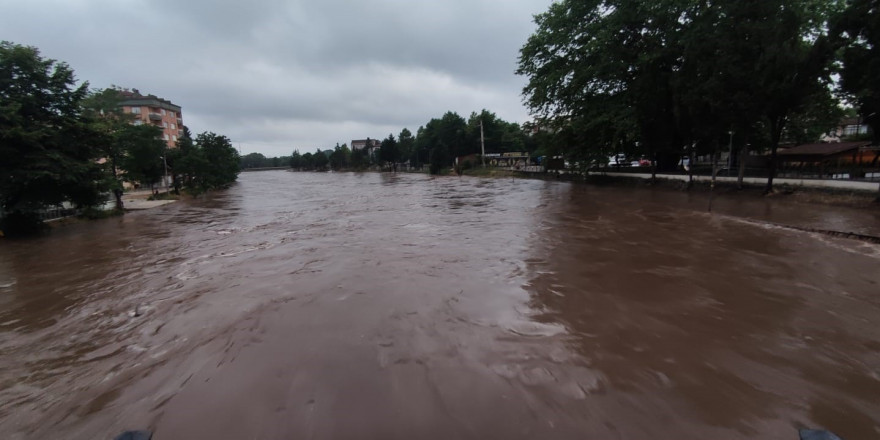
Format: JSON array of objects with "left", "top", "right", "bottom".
[
  {"left": 398, "top": 128, "right": 415, "bottom": 166},
  {"left": 289, "top": 150, "right": 303, "bottom": 169},
  {"left": 0, "top": 42, "right": 107, "bottom": 234},
  {"left": 837, "top": 0, "right": 880, "bottom": 198},
  {"left": 117, "top": 124, "right": 166, "bottom": 190},
  {"left": 379, "top": 134, "right": 400, "bottom": 170},
  {"left": 328, "top": 143, "right": 351, "bottom": 170},
  {"left": 746, "top": 0, "right": 843, "bottom": 193},
  {"left": 167, "top": 126, "right": 195, "bottom": 193},
  {"left": 168, "top": 130, "right": 238, "bottom": 194},
  {"left": 240, "top": 152, "right": 268, "bottom": 169},
  {"left": 517, "top": 0, "right": 688, "bottom": 174},
  {"left": 429, "top": 143, "right": 449, "bottom": 175},
  {"left": 301, "top": 152, "right": 315, "bottom": 170},
  {"left": 350, "top": 147, "right": 367, "bottom": 169},
  {"left": 517, "top": 0, "right": 843, "bottom": 192},
  {"left": 418, "top": 112, "right": 466, "bottom": 170},
  {"left": 81, "top": 87, "right": 134, "bottom": 210},
  {"left": 838, "top": 0, "right": 880, "bottom": 144},
  {"left": 197, "top": 132, "right": 240, "bottom": 189},
  {"left": 313, "top": 148, "right": 329, "bottom": 171}
]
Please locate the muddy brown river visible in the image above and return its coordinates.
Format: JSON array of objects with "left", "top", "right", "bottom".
[{"left": 1, "top": 171, "right": 879, "bottom": 439}]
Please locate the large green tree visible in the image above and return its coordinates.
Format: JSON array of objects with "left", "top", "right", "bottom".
[
  {"left": 240, "top": 152, "right": 268, "bottom": 169},
  {"left": 379, "top": 134, "right": 400, "bottom": 170},
  {"left": 517, "top": 0, "right": 843, "bottom": 191},
  {"left": 81, "top": 87, "right": 134, "bottom": 210},
  {"left": 312, "top": 148, "right": 329, "bottom": 171},
  {"left": 398, "top": 128, "right": 415, "bottom": 166},
  {"left": 116, "top": 124, "right": 166, "bottom": 190},
  {"left": 197, "top": 132, "right": 240, "bottom": 188},
  {"left": 517, "top": 0, "right": 685, "bottom": 173},
  {"left": 418, "top": 112, "right": 467, "bottom": 172},
  {"left": 289, "top": 150, "right": 303, "bottom": 169},
  {"left": 328, "top": 143, "right": 351, "bottom": 170},
  {"left": 837, "top": 0, "right": 880, "bottom": 198},
  {"left": 0, "top": 42, "right": 107, "bottom": 234},
  {"left": 838, "top": 0, "right": 880, "bottom": 146},
  {"left": 168, "top": 130, "right": 239, "bottom": 193}
]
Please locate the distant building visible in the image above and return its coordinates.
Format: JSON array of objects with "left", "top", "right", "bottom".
[
  {"left": 118, "top": 89, "right": 183, "bottom": 148},
  {"left": 351, "top": 138, "right": 381, "bottom": 157},
  {"left": 820, "top": 117, "right": 872, "bottom": 143},
  {"left": 351, "top": 139, "right": 380, "bottom": 151}
]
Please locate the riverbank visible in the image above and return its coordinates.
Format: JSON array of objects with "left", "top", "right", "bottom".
[{"left": 458, "top": 167, "right": 880, "bottom": 210}]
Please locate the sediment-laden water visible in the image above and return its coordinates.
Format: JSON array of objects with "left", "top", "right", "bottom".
[{"left": 1, "top": 171, "right": 879, "bottom": 439}]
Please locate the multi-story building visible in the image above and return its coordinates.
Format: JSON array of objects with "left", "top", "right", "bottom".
[{"left": 118, "top": 89, "right": 183, "bottom": 148}]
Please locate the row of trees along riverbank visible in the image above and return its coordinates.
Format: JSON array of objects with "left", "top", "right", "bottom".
[
  {"left": 516, "top": 0, "right": 880, "bottom": 196},
  {"left": 0, "top": 42, "right": 241, "bottom": 237},
  {"left": 285, "top": 110, "right": 538, "bottom": 174}
]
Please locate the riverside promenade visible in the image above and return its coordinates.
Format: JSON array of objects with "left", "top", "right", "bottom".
[
  {"left": 118, "top": 189, "right": 177, "bottom": 210},
  {"left": 600, "top": 171, "right": 880, "bottom": 191}
]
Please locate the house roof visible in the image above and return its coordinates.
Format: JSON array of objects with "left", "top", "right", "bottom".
[
  {"left": 117, "top": 90, "right": 181, "bottom": 112},
  {"left": 778, "top": 141, "right": 871, "bottom": 157}
]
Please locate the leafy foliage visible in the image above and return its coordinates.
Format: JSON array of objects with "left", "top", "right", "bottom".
[
  {"left": 116, "top": 124, "right": 166, "bottom": 189},
  {"left": 313, "top": 149, "right": 329, "bottom": 171},
  {"left": 838, "top": 0, "right": 880, "bottom": 145},
  {"left": 379, "top": 134, "right": 400, "bottom": 169},
  {"left": 517, "top": 0, "right": 845, "bottom": 190},
  {"left": 328, "top": 144, "right": 351, "bottom": 170},
  {"left": 0, "top": 42, "right": 108, "bottom": 234},
  {"left": 168, "top": 129, "right": 239, "bottom": 194}
]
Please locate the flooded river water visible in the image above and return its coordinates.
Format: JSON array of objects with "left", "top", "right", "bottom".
[{"left": 1, "top": 171, "right": 879, "bottom": 439}]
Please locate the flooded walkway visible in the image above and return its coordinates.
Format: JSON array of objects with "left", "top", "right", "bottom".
[{"left": 1, "top": 171, "right": 879, "bottom": 439}]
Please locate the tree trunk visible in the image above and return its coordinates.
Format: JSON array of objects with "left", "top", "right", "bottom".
[
  {"left": 687, "top": 143, "right": 696, "bottom": 189},
  {"left": 113, "top": 189, "right": 124, "bottom": 211},
  {"left": 111, "top": 154, "right": 124, "bottom": 211},
  {"left": 764, "top": 116, "right": 784, "bottom": 194},
  {"left": 737, "top": 142, "right": 748, "bottom": 189},
  {"left": 708, "top": 142, "right": 720, "bottom": 212},
  {"left": 651, "top": 151, "right": 657, "bottom": 183}
]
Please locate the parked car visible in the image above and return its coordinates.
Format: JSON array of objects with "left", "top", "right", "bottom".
[{"left": 607, "top": 154, "right": 627, "bottom": 166}]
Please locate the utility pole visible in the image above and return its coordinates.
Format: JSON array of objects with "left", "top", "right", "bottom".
[{"left": 480, "top": 118, "right": 486, "bottom": 167}]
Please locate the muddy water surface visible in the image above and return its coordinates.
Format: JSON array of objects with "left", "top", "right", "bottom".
[{"left": 1, "top": 171, "right": 879, "bottom": 439}]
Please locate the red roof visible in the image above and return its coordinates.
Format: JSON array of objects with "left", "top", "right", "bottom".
[{"left": 778, "top": 141, "right": 871, "bottom": 157}]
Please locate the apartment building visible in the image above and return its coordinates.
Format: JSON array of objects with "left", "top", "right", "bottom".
[{"left": 118, "top": 89, "right": 183, "bottom": 148}]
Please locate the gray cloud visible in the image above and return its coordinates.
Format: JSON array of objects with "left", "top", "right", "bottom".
[{"left": 2, "top": 0, "right": 550, "bottom": 157}]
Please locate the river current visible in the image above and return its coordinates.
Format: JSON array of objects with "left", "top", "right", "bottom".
[{"left": 1, "top": 171, "right": 879, "bottom": 439}]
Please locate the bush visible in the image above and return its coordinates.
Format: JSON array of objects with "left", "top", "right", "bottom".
[{"left": 0, "top": 211, "right": 48, "bottom": 237}]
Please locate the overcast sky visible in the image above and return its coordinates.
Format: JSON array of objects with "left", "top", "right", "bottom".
[{"left": 2, "top": 0, "right": 552, "bottom": 157}]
